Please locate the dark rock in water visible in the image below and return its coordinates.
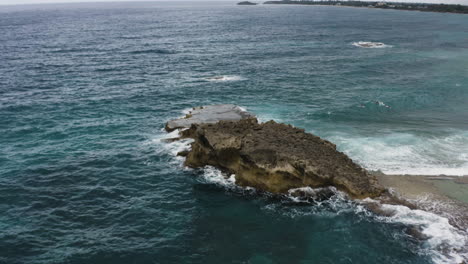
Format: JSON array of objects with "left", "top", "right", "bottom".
[
  {"left": 177, "top": 150, "right": 190, "bottom": 157},
  {"left": 237, "top": 1, "right": 258, "bottom": 5},
  {"left": 288, "top": 187, "right": 337, "bottom": 202},
  {"left": 165, "top": 104, "right": 254, "bottom": 132},
  {"left": 167, "top": 105, "right": 384, "bottom": 199},
  {"left": 405, "top": 226, "right": 430, "bottom": 241}
]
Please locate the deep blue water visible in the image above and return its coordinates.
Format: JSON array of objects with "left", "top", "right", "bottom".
[{"left": 1, "top": 2, "right": 467, "bottom": 264}]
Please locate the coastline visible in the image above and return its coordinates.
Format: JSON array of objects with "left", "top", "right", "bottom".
[{"left": 263, "top": 1, "right": 468, "bottom": 15}]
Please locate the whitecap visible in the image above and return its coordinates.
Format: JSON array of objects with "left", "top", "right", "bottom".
[
  {"left": 352, "top": 41, "right": 392, "bottom": 48},
  {"left": 203, "top": 75, "right": 246, "bottom": 82},
  {"left": 375, "top": 100, "right": 391, "bottom": 108}
]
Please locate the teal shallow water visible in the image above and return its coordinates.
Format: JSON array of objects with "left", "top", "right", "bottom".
[{"left": 0, "top": 2, "right": 467, "bottom": 263}]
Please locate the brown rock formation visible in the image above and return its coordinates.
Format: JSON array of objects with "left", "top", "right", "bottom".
[{"left": 180, "top": 117, "right": 384, "bottom": 199}]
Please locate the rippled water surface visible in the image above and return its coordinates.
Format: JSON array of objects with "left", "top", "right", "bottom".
[{"left": 1, "top": 2, "right": 468, "bottom": 263}]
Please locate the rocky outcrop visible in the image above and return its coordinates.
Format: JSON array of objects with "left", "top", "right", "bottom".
[
  {"left": 181, "top": 118, "right": 384, "bottom": 198},
  {"left": 167, "top": 105, "right": 384, "bottom": 199}
]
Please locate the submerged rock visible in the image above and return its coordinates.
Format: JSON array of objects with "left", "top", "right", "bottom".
[
  {"left": 165, "top": 104, "right": 254, "bottom": 132},
  {"left": 166, "top": 105, "right": 384, "bottom": 199}
]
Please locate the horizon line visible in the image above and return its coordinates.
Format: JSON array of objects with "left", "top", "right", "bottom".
[{"left": 1, "top": 0, "right": 467, "bottom": 7}]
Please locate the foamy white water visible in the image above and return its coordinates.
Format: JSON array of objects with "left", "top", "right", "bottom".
[
  {"left": 373, "top": 201, "right": 468, "bottom": 264},
  {"left": 352, "top": 41, "right": 392, "bottom": 48},
  {"left": 330, "top": 131, "right": 468, "bottom": 176},
  {"left": 199, "top": 166, "right": 237, "bottom": 187},
  {"left": 203, "top": 75, "right": 246, "bottom": 82}
]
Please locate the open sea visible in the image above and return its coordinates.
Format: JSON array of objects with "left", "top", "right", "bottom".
[{"left": 1, "top": 2, "right": 468, "bottom": 263}]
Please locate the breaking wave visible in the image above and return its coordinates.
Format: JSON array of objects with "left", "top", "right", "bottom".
[
  {"left": 363, "top": 198, "right": 468, "bottom": 264},
  {"left": 329, "top": 131, "right": 468, "bottom": 176},
  {"left": 352, "top": 41, "right": 392, "bottom": 48},
  {"left": 203, "top": 75, "right": 246, "bottom": 82},
  {"left": 149, "top": 128, "right": 193, "bottom": 167},
  {"left": 198, "top": 166, "right": 237, "bottom": 188},
  {"left": 281, "top": 187, "right": 468, "bottom": 264}
]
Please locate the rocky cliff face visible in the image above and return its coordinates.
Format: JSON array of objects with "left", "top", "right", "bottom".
[{"left": 169, "top": 106, "right": 384, "bottom": 199}]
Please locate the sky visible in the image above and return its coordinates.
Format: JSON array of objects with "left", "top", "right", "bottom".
[{"left": 0, "top": 0, "right": 467, "bottom": 5}]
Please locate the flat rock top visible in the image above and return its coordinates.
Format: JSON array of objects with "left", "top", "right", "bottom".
[
  {"left": 165, "top": 104, "right": 254, "bottom": 132},
  {"left": 202, "top": 119, "right": 353, "bottom": 170}
]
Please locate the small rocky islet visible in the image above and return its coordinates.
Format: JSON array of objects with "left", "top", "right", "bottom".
[
  {"left": 166, "top": 104, "right": 384, "bottom": 199},
  {"left": 164, "top": 105, "right": 468, "bottom": 214}
]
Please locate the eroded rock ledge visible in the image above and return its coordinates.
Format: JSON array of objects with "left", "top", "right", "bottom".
[{"left": 166, "top": 105, "right": 384, "bottom": 199}]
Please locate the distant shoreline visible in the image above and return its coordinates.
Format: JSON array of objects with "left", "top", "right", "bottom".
[{"left": 263, "top": 1, "right": 468, "bottom": 15}]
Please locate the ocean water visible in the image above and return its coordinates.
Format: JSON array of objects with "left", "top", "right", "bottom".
[{"left": 1, "top": 2, "right": 467, "bottom": 264}]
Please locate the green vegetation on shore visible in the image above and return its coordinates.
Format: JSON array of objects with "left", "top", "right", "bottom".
[{"left": 263, "top": 0, "right": 468, "bottom": 14}]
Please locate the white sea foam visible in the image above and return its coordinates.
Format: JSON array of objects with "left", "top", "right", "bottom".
[
  {"left": 198, "top": 166, "right": 237, "bottom": 188},
  {"left": 288, "top": 186, "right": 322, "bottom": 196},
  {"left": 283, "top": 188, "right": 468, "bottom": 263},
  {"left": 352, "top": 41, "right": 392, "bottom": 48},
  {"left": 376, "top": 100, "right": 391, "bottom": 108},
  {"left": 204, "top": 75, "right": 246, "bottom": 82},
  {"left": 154, "top": 129, "right": 240, "bottom": 188},
  {"left": 365, "top": 199, "right": 468, "bottom": 264},
  {"left": 148, "top": 128, "right": 193, "bottom": 168},
  {"left": 329, "top": 131, "right": 468, "bottom": 176}
]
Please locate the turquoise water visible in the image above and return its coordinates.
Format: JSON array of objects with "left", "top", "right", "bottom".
[{"left": 1, "top": 2, "right": 467, "bottom": 263}]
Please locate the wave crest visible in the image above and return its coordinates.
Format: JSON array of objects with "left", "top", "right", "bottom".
[
  {"left": 203, "top": 75, "right": 246, "bottom": 82},
  {"left": 352, "top": 41, "right": 392, "bottom": 48}
]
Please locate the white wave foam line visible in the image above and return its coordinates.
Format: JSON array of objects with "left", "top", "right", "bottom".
[
  {"left": 203, "top": 75, "right": 246, "bottom": 82},
  {"left": 149, "top": 129, "right": 193, "bottom": 167},
  {"left": 410, "top": 194, "right": 468, "bottom": 232},
  {"left": 284, "top": 189, "right": 467, "bottom": 263},
  {"left": 238, "top": 106, "right": 248, "bottom": 112},
  {"left": 352, "top": 41, "right": 392, "bottom": 48},
  {"left": 263, "top": 187, "right": 359, "bottom": 219},
  {"left": 154, "top": 131, "right": 240, "bottom": 188},
  {"left": 329, "top": 131, "right": 468, "bottom": 176},
  {"left": 374, "top": 202, "right": 468, "bottom": 264}
]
